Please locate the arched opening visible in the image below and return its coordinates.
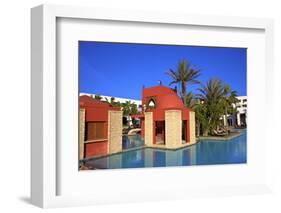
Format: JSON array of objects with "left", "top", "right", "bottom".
[{"left": 147, "top": 98, "right": 156, "bottom": 109}]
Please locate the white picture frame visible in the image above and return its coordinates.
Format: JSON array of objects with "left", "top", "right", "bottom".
[{"left": 31, "top": 4, "right": 274, "bottom": 208}]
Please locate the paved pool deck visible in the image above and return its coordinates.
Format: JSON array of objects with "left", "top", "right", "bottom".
[{"left": 198, "top": 131, "right": 242, "bottom": 141}]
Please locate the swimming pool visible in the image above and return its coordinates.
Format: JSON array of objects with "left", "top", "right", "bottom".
[
  {"left": 85, "top": 130, "right": 247, "bottom": 169},
  {"left": 122, "top": 134, "right": 144, "bottom": 150}
]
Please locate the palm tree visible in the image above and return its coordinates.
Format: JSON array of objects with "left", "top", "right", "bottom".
[
  {"left": 183, "top": 91, "right": 197, "bottom": 109},
  {"left": 197, "top": 78, "right": 224, "bottom": 105},
  {"left": 194, "top": 102, "right": 208, "bottom": 136},
  {"left": 130, "top": 103, "right": 139, "bottom": 115},
  {"left": 226, "top": 90, "right": 239, "bottom": 127},
  {"left": 104, "top": 97, "right": 109, "bottom": 102},
  {"left": 104, "top": 97, "right": 123, "bottom": 108},
  {"left": 196, "top": 78, "right": 240, "bottom": 136},
  {"left": 166, "top": 59, "right": 200, "bottom": 105},
  {"left": 222, "top": 84, "right": 231, "bottom": 127},
  {"left": 94, "top": 94, "right": 102, "bottom": 100},
  {"left": 221, "top": 85, "right": 239, "bottom": 128},
  {"left": 121, "top": 101, "right": 139, "bottom": 128},
  {"left": 196, "top": 79, "right": 225, "bottom": 136},
  {"left": 121, "top": 101, "right": 138, "bottom": 116}
]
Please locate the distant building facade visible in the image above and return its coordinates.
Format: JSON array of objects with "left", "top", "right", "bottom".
[
  {"left": 235, "top": 96, "right": 247, "bottom": 127},
  {"left": 224, "top": 96, "right": 247, "bottom": 127}
]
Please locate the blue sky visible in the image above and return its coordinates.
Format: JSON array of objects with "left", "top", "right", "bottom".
[{"left": 79, "top": 41, "right": 247, "bottom": 100}]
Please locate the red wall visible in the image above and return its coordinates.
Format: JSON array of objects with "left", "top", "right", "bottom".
[
  {"left": 85, "top": 141, "right": 108, "bottom": 158},
  {"left": 80, "top": 96, "right": 121, "bottom": 158},
  {"left": 141, "top": 118, "right": 145, "bottom": 137},
  {"left": 80, "top": 95, "right": 120, "bottom": 123},
  {"left": 148, "top": 108, "right": 190, "bottom": 121},
  {"left": 86, "top": 108, "right": 109, "bottom": 121},
  {"left": 187, "top": 120, "right": 190, "bottom": 143},
  {"left": 140, "top": 85, "right": 194, "bottom": 144}
]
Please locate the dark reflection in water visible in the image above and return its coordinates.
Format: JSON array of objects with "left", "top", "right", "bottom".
[
  {"left": 122, "top": 134, "right": 144, "bottom": 150},
  {"left": 85, "top": 130, "right": 247, "bottom": 169}
]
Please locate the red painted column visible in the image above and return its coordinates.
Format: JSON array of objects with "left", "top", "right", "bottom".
[
  {"left": 153, "top": 121, "right": 156, "bottom": 144},
  {"left": 187, "top": 120, "right": 190, "bottom": 143},
  {"left": 141, "top": 118, "right": 144, "bottom": 138}
]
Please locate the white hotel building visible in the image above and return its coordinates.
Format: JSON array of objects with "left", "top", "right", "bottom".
[
  {"left": 235, "top": 96, "right": 247, "bottom": 127},
  {"left": 224, "top": 96, "right": 247, "bottom": 127}
]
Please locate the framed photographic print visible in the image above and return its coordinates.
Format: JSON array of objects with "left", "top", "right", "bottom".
[{"left": 31, "top": 4, "right": 274, "bottom": 208}]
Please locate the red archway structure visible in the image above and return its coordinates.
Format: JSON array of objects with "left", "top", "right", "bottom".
[{"left": 132, "top": 85, "right": 194, "bottom": 148}]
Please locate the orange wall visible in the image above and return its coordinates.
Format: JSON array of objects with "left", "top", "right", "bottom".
[
  {"left": 85, "top": 141, "right": 108, "bottom": 158},
  {"left": 86, "top": 108, "right": 109, "bottom": 121}
]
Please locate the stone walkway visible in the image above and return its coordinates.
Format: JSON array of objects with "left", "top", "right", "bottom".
[{"left": 198, "top": 131, "right": 242, "bottom": 141}]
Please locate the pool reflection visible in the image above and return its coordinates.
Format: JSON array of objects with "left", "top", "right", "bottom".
[{"left": 85, "top": 131, "right": 246, "bottom": 169}]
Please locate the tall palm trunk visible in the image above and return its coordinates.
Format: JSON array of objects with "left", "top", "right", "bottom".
[
  {"left": 203, "top": 128, "right": 209, "bottom": 137},
  {"left": 181, "top": 82, "right": 187, "bottom": 106},
  {"left": 196, "top": 121, "right": 200, "bottom": 137}
]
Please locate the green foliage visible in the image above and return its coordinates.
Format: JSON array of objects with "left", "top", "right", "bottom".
[
  {"left": 166, "top": 59, "right": 201, "bottom": 105},
  {"left": 166, "top": 60, "right": 240, "bottom": 136},
  {"left": 183, "top": 92, "right": 197, "bottom": 109},
  {"left": 104, "top": 97, "right": 140, "bottom": 116},
  {"left": 94, "top": 94, "right": 102, "bottom": 100},
  {"left": 194, "top": 103, "right": 209, "bottom": 135},
  {"left": 195, "top": 78, "right": 239, "bottom": 135},
  {"left": 165, "top": 76, "right": 239, "bottom": 136}
]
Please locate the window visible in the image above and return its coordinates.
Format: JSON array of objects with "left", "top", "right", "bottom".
[
  {"left": 86, "top": 122, "right": 106, "bottom": 141},
  {"left": 147, "top": 98, "right": 156, "bottom": 109}
]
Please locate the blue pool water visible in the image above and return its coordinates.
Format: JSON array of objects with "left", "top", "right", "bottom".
[
  {"left": 122, "top": 134, "right": 144, "bottom": 150},
  {"left": 85, "top": 130, "right": 247, "bottom": 169}
]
